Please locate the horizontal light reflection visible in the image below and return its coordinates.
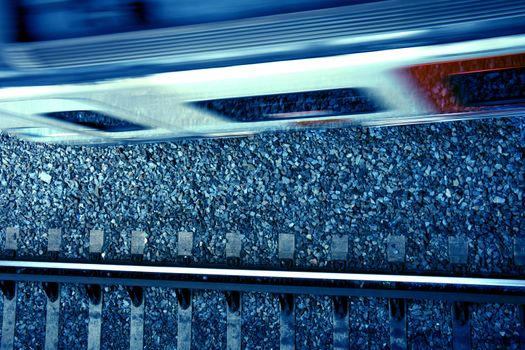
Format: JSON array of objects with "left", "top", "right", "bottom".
[{"left": 0, "top": 260, "right": 524, "bottom": 288}]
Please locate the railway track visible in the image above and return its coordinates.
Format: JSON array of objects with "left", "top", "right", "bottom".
[
  {"left": 0, "top": 3, "right": 523, "bottom": 349},
  {"left": 1, "top": 228, "right": 524, "bottom": 349}
]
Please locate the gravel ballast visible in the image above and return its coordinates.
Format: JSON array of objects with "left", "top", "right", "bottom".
[
  {"left": 101, "top": 285, "right": 131, "bottom": 349},
  {"left": 408, "top": 300, "right": 452, "bottom": 349},
  {"left": 242, "top": 292, "right": 280, "bottom": 350},
  {"left": 59, "top": 284, "right": 89, "bottom": 349},
  {"left": 191, "top": 290, "right": 227, "bottom": 349},
  {"left": 143, "top": 287, "right": 178, "bottom": 350},
  {"left": 0, "top": 118, "right": 523, "bottom": 273},
  {"left": 295, "top": 295, "right": 333, "bottom": 349},
  {"left": 0, "top": 116, "right": 523, "bottom": 348},
  {"left": 348, "top": 297, "right": 389, "bottom": 349},
  {"left": 13, "top": 282, "right": 46, "bottom": 349},
  {"left": 471, "top": 303, "right": 523, "bottom": 350}
]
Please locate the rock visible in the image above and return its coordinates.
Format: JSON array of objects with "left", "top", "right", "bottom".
[
  {"left": 38, "top": 172, "right": 52, "bottom": 183},
  {"left": 492, "top": 196, "right": 506, "bottom": 204}
]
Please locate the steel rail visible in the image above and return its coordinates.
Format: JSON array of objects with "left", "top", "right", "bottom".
[
  {"left": 2, "top": 272, "right": 525, "bottom": 304},
  {"left": 0, "top": 260, "right": 524, "bottom": 288}
]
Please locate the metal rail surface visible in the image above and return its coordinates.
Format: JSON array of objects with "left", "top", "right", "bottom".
[
  {"left": 1, "top": 259, "right": 524, "bottom": 303},
  {"left": 0, "top": 0, "right": 523, "bottom": 144},
  {"left": 1, "top": 259, "right": 525, "bottom": 288},
  {"left": 1, "top": 257, "right": 524, "bottom": 349}
]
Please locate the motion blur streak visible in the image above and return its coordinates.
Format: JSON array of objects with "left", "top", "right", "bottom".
[
  {"left": 0, "top": 0, "right": 524, "bottom": 144},
  {"left": 406, "top": 53, "right": 525, "bottom": 113}
]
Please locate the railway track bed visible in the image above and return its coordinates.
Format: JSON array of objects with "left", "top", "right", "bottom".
[
  {"left": 1, "top": 229, "right": 524, "bottom": 349},
  {"left": 0, "top": 118, "right": 523, "bottom": 349}
]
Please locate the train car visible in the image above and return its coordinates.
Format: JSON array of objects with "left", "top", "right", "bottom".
[{"left": 0, "top": 0, "right": 523, "bottom": 144}]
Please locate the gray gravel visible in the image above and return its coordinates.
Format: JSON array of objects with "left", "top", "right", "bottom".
[
  {"left": 143, "top": 287, "right": 178, "bottom": 350},
  {"left": 101, "top": 285, "right": 130, "bottom": 349},
  {"left": 1, "top": 118, "right": 523, "bottom": 273},
  {"left": 14, "top": 282, "right": 46, "bottom": 349},
  {"left": 191, "top": 290, "right": 227, "bottom": 349},
  {"left": 15, "top": 228, "right": 48, "bottom": 258},
  {"left": 471, "top": 303, "right": 522, "bottom": 350},
  {"left": 408, "top": 300, "right": 452, "bottom": 349},
  {"left": 348, "top": 297, "right": 389, "bottom": 349},
  {"left": 242, "top": 292, "right": 279, "bottom": 350},
  {"left": 295, "top": 295, "right": 332, "bottom": 349},
  {"left": 0, "top": 117, "right": 524, "bottom": 348},
  {"left": 59, "top": 284, "right": 89, "bottom": 350}
]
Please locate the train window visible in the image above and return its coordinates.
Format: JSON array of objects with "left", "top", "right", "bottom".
[
  {"left": 448, "top": 67, "right": 525, "bottom": 107},
  {"left": 43, "top": 110, "right": 148, "bottom": 132},
  {"left": 193, "top": 88, "right": 382, "bottom": 122}
]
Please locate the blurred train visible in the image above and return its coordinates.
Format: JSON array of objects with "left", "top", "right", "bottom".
[{"left": 0, "top": 0, "right": 523, "bottom": 144}]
